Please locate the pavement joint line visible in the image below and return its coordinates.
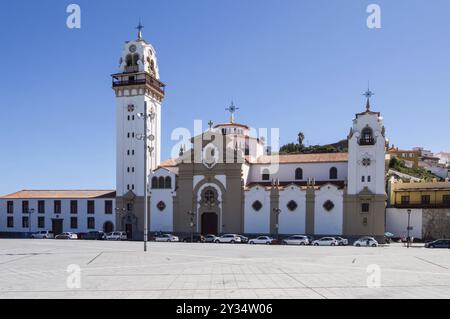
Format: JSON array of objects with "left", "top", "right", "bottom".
[
  {"left": 87, "top": 252, "right": 104, "bottom": 265},
  {"left": 278, "top": 267, "right": 328, "bottom": 299},
  {"left": 414, "top": 256, "right": 448, "bottom": 270},
  {"left": 1, "top": 257, "right": 449, "bottom": 278},
  {"left": 2, "top": 284, "right": 450, "bottom": 294}
]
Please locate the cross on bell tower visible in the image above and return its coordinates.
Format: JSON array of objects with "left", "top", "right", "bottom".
[
  {"left": 225, "top": 101, "right": 239, "bottom": 123},
  {"left": 363, "top": 85, "right": 375, "bottom": 111},
  {"left": 136, "top": 20, "right": 144, "bottom": 40}
]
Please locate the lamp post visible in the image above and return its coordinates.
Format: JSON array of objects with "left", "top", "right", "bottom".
[
  {"left": 28, "top": 208, "right": 35, "bottom": 236},
  {"left": 137, "top": 104, "right": 156, "bottom": 252},
  {"left": 407, "top": 209, "right": 412, "bottom": 248},
  {"left": 187, "top": 211, "right": 196, "bottom": 243},
  {"left": 272, "top": 208, "right": 281, "bottom": 240}
]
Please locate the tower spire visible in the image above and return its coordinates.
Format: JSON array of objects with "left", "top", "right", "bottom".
[{"left": 363, "top": 84, "right": 374, "bottom": 111}]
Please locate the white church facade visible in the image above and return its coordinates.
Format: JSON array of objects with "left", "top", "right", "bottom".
[
  {"left": 112, "top": 30, "right": 388, "bottom": 241},
  {"left": 0, "top": 29, "right": 388, "bottom": 241}
]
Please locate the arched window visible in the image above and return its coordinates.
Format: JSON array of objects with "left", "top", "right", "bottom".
[
  {"left": 126, "top": 54, "right": 140, "bottom": 67},
  {"left": 360, "top": 126, "right": 375, "bottom": 145},
  {"left": 126, "top": 54, "right": 133, "bottom": 67},
  {"left": 158, "top": 177, "right": 165, "bottom": 189},
  {"left": 329, "top": 167, "right": 338, "bottom": 180},
  {"left": 150, "top": 59, "right": 155, "bottom": 72},
  {"left": 165, "top": 177, "right": 172, "bottom": 189},
  {"left": 295, "top": 168, "right": 303, "bottom": 180},
  {"left": 151, "top": 177, "right": 158, "bottom": 189}
]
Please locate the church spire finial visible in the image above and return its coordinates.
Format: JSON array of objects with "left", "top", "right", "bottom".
[
  {"left": 136, "top": 20, "right": 144, "bottom": 40},
  {"left": 225, "top": 100, "right": 239, "bottom": 123},
  {"left": 363, "top": 83, "right": 374, "bottom": 111}
]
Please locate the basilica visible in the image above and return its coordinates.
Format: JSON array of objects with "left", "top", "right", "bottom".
[{"left": 113, "top": 30, "right": 388, "bottom": 241}]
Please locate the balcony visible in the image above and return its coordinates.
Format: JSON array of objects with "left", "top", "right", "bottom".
[
  {"left": 112, "top": 73, "right": 165, "bottom": 94},
  {"left": 393, "top": 202, "right": 450, "bottom": 209}
]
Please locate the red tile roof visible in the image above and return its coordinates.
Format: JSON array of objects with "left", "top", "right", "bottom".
[
  {"left": 254, "top": 153, "right": 348, "bottom": 164},
  {"left": 0, "top": 190, "right": 116, "bottom": 199}
]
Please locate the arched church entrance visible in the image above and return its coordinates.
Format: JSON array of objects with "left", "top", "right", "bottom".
[{"left": 201, "top": 213, "right": 218, "bottom": 235}]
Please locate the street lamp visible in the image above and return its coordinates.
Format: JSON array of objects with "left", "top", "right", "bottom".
[
  {"left": 137, "top": 104, "right": 156, "bottom": 252},
  {"left": 407, "top": 209, "right": 412, "bottom": 248},
  {"left": 272, "top": 208, "right": 281, "bottom": 240},
  {"left": 187, "top": 211, "right": 196, "bottom": 243},
  {"left": 28, "top": 208, "right": 35, "bottom": 236}
]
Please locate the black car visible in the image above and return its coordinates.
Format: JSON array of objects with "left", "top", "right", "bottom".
[
  {"left": 84, "top": 231, "right": 106, "bottom": 240},
  {"left": 182, "top": 235, "right": 205, "bottom": 243},
  {"left": 425, "top": 239, "right": 450, "bottom": 248}
]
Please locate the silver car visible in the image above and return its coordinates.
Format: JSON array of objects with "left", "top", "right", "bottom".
[
  {"left": 282, "top": 235, "right": 309, "bottom": 245},
  {"left": 214, "top": 234, "right": 242, "bottom": 244},
  {"left": 204, "top": 234, "right": 218, "bottom": 243},
  {"left": 30, "top": 230, "right": 54, "bottom": 239},
  {"left": 155, "top": 234, "right": 179, "bottom": 242}
]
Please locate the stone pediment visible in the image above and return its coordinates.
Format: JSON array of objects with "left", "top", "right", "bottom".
[
  {"left": 123, "top": 190, "right": 137, "bottom": 200},
  {"left": 358, "top": 187, "right": 374, "bottom": 197}
]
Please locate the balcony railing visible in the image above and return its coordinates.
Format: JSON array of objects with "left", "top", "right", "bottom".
[
  {"left": 112, "top": 73, "right": 165, "bottom": 93},
  {"left": 393, "top": 202, "right": 450, "bottom": 209}
]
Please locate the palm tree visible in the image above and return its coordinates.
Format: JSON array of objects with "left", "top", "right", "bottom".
[{"left": 298, "top": 132, "right": 305, "bottom": 149}]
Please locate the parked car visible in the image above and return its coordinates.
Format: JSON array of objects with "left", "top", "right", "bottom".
[
  {"left": 334, "top": 236, "right": 349, "bottom": 246},
  {"left": 237, "top": 235, "right": 249, "bottom": 244},
  {"left": 204, "top": 234, "right": 218, "bottom": 243},
  {"left": 84, "top": 231, "right": 106, "bottom": 240},
  {"left": 155, "top": 234, "right": 179, "bottom": 242},
  {"left": 77, "top": 232, "right": 88, "bottom": 240},
  {"left": 282, "top": 235, "right": 309, "bottom": 245},
  {"left": 55, "top": 232, "right": 78, "bottom": 240},
  {"left": 353, "top": 237, "right": 378, "bottom": 247},
  {"left": 312, "top": 237, "right": 339, "bottom": 246},
  {"left": 214, "top": 234, "right": 242, "bottom": 244},
  {"left": 30, "top": 230, "right": 54, "bottom": 239},
  {"left": 425, "top": 239, "right": 450, "bottom": 249},
  {"left": 105, "top": 231, "right": 128, "bottom": 241},
  {"left": 182, "top": 234, "right": 205, "bottom": 243},
  {"left": 249, "top": 236, "right": 275, "bottom": 245}
]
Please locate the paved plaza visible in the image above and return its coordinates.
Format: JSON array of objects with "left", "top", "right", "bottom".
[{"left": 0, "top": 239, "right": 449, "bottom": 299}]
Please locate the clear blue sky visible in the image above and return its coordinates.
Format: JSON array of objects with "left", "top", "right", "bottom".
[{"left": 0, "top": 0, "right": 449, "bottom": 195}]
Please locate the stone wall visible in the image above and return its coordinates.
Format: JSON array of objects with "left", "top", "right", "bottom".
[{"left": 422, "top": 208, "right": 450, "bottom": 240}]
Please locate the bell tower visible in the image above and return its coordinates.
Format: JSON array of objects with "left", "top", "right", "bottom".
[
  {"left": 113, "top": 25, "right": 165, "bottom": 239},
  {"left": 344, "top": 89, "right": 387, "bottom": 241}
]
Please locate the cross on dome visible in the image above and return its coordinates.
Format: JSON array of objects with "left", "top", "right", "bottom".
[{"left": 225, "top": 101, "right": 239, "bottom": 123}]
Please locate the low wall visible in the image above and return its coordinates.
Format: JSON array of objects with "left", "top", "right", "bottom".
[{"left": 386, "top": 208, "right": 450, "bottom": 240}]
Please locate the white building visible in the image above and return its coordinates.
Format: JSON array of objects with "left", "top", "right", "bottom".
[{"left": 0, "top": 190, "right": 116, "bottom": 237}]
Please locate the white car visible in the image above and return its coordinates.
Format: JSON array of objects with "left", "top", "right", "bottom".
[
  {"left": 249, "top": 236, "right": 274, "bottom": 245},
  {"left": 30, "top": 230, "right": 54, "bottom": 239},
  {"left": 204, "top": 234, "right": 218, "bottom": 243},
  {"left": 55, "top": 232, "right": 78, "bottom": 240},
  {"left": 334, "top": 236, "right": 349, "bottom": 246},
  {"left": 105, "top": 231, "right": 128, "bottom": 241},
  {"left": 353, "top": 237, "right": 379, "bottom": 247},
  {"left": 214, "top": 234, "right": 242, "bottom": 244},
  {"left": 312, "top": 237, "right": 338, "bottom": 246},
  {"left": 282, "top": 235, "right": 309, "bottom": 245},
  {"left": 155, "top": 234, "right": 179, "bottom": 242}
]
